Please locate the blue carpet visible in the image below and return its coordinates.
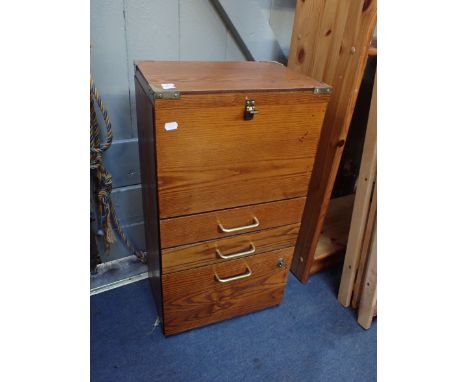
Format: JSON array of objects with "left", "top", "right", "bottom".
[{"left": 91, "top": 265, "right": 376, "bottom": 382}]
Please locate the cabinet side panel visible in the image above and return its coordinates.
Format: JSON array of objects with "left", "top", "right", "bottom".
[{"left": 135, "top": 77, "right": 163, "bottom": 322}]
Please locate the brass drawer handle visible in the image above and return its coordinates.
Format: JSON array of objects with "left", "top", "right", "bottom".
[
  {"left": 214, "top": 265, "right": 252, "bottom": 283},
  {"left": 218, "top": 216, "right": 260, "bottom": 233},
  {"left": 216, "top": 243, "right": 256, "bottom": 260}
]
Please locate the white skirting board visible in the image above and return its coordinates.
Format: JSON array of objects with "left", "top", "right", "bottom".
[{"left": 90, "top": 255, "right": 148, "bottom": 296}]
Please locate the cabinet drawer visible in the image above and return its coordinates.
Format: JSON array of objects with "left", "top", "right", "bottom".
[
  {"left": 155, "top": 92, "right": 326, "bottom": 218},
  {"left": 159, "top": 197, "right": 306, "bottom": 248},
  {"left": 162, "top": 247, "right": 293, "bottom": 335},
  {"left": 162, "top": 223, "right": 299, "bottom": 273}
]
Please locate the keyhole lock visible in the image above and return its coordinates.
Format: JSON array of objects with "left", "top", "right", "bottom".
[
  {"left": 244, "top": 99, "right": 258, "bottom": 120},
  {"left": 277, "top": 257, "right": 285, "bottom": 269}
]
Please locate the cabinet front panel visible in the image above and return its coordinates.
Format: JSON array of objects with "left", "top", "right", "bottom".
[
  {"left": 155, "top": 92, "right": 328, "bottom": 218},
  {"left": 162, "top": 247, "right": 293, "bottom": 335},
  {"left": 159, "top": 196, "right": 306, "bottom": 248}
]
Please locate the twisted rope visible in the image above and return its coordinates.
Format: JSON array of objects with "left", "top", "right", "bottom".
[{"left": 90, "top": 78, "right": 147, "bottom": 263}]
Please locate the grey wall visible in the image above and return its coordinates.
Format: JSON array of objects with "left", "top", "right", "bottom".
[{"left": 91, "top": 0, "right": 296, "bottom": 262}]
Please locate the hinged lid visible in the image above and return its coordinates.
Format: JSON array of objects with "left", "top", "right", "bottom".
[{"left": 135, "top": 61, "right": 331, "bottom": 100}]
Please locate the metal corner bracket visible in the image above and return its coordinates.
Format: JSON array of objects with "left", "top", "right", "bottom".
[
  {"left": 149, "top": 86, "right": 181, "bottom": 100},
  {"left": 135, "top": 70, "right": 180, "bottom": 101},
  {"left": 313, "top": 83, "right": 333, "bottom": 95}
]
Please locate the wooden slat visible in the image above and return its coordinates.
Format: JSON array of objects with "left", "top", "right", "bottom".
[
  {"left": 368, "top": 36, "right": 377, "bottom": 56},
  {"left": 357, "top": 224, "right": 377, "bottom": 330},
  {"left": 313, "top": 194, "right": 355, "bottom": 262},
  {"left": 288, "top": 0, "right": 377, "bottom": 283},
  {"left": 309, "top": 252, "right": 344, "bottom": 274},
  {"left": 352, "top": 178, "right": 377, "bottom": 309},
  {"left": 338, "top": 71, "right": 377, "bottom": 306},
  {"left": 308, "top": 194, "right": 355, "bottom": 274},
  {"left": 368, "top": 47, "right": 377, "bottom": 56}
]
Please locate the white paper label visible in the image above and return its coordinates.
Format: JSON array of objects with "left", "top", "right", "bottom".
[
  {"left": 164, "top": 121, "right": 178, "bottom": 131},
  {"left": 161, "top": 83, "right": 176, "bottom": 90}
]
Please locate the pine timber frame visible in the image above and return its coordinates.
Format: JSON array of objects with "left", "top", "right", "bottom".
[{"left": 287, "top": 0, "right": 377, "bottom": 283}]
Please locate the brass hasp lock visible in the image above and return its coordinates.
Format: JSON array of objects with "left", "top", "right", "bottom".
[{"left": 244, "top": 99, "right": 258, "bottom": 120}]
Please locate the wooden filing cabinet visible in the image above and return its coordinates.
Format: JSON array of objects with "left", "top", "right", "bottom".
[{"left": 134, "top": 61, "right": 331, "bottom": 335}]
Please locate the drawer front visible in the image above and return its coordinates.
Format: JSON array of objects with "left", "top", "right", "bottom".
[
  {"left": 162, "top": 247, "right": 293, "bottom": 335},
  {"left": 155, "top": 92, "right": 328, "bottom": 218},
  {"left": 160, "top": 197, "right": 306, "bottom": 248},
  {"left": 162, "top": 223, "right": 299, "bottom": 273}
]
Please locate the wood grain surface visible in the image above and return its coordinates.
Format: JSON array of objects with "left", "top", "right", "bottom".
[
  {"left": 352, "top": 179, "right": 377, "bottom": 309},
  {"left": 134, "top": 76, "right": 164, "bottom": 321},
  {"left": 307, "top": 194, "right": 355, "bottom": 274},
  {"left": 155, "top": 91, "right": 329, "bottom": 217},
  {"left": 314, "top": 194, "right": 355, "bottom": 262},
  {"left": 162, "top": 247, "right": 293, "bottom": 335},
  {"left": 338, "top": 71, "right": 377, "bottom": 306},
  {"left": 159, "top": 197, "right": 306, "bottom": 248},
  {"left": 309, "top": 252, "right": 344, "bottom": 274},
  {"left": 288, "top": 0, "right": 377, "bottom": 283},
  {"left": 357, "top": 224, "right": 377, "bottom": 330},
  {"left": 162, "top": 223, "right": 299, "bottom": 273},
  {"left": 135, "top": 61, "right": 331, "bottom": 335},
  {"left": 136, "top": 61, "right": 328, "bottom": 94}
]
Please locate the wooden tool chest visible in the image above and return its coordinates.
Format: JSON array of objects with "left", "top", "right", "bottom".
[{"left": 134, "top": 61, "right": 331, "bottom": 335}]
